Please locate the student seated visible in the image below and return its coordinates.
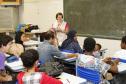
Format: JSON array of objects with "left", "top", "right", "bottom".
[
  {"left": 0, "top": 35, "right": 13, "bottom": 82},
  {"left": 15, "top": 31, "right": 30, "bottom": 49},
  {"left": 60, "top": 29, "right": 82, "bottom": 53},
  {"left": 110, "top": 35, "right": 126, "bottom": 84},
  {"left": 37, "top": 30, "right": 76, "bottom": 64},
  {"left": 95, "top": 43, "right": 102, "bottom": 51},
  {"left": 17, "top": 49, "right": 62, "bottom": 84},
  {"left": 93, "top": 43, "right": 102, "bottom": 58},
  {"left": 77, "top": 37, "right": 119, "bottom": 83},
  {"left": 113, "top": 35, "right": 126, "bottom": 59}
]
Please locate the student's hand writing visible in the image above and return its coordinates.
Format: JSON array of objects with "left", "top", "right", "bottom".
[
  {"left": 113, "top": 58, "right": 120, "bottom": 65},
  {"left": 103, "top": 57, "right": 112, "bottom": 63}
]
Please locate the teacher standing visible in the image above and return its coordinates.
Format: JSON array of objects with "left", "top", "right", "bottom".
[{"left": 51, "top": 12, "right": 69, "bottom": 45}]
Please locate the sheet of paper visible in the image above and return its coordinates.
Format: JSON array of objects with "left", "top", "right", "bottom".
[{"left": 59, "top": 72, "right": 87, "bottom": 84}]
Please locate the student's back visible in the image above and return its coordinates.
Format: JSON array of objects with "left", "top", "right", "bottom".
[
  {"left": 18, "top": 72, "right": 62, "bottom": 84},
  {"left": 17, "top": 49, "right": 62, "bottom": 84},
  {"left": 37, "top": 31, "right": 66, "bottom": 64},
  {"left": 60, "top": 30, "right": 82, "bottom": 53},
  {"left": 38, "top": 40, "right": 57, "bottom": 63}
]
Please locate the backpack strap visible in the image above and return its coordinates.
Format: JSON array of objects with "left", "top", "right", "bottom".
[{"left": 17, "top": 72, "right": 25, "bottom": 84}]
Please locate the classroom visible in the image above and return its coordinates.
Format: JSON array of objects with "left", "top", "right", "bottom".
[{"left": 0, "top": 0, "right": 126, "bottom": 84}]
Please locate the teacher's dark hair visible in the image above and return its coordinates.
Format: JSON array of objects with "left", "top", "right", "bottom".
[{"left": 56, "top": 12, "right": 63, "bottom": 19}]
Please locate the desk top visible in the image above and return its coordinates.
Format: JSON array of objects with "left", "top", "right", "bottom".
[
  {"left": 59, "top": 72, "right": 87, "bottom": 84},
  {"left": 118, "top": 62, "right": 126, "bottom": 72},
  {"left": 23, "top": 40, "right": 40, "bottom": 46}
]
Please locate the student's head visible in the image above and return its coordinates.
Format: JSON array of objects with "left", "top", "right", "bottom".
[
  {"left": 67, "top": 29, "right": 77, "bottom": 40},
  {"left": 15, "top": 31, "right": 30, "bottom": 44},
  {"left": 45, "top": 30, "right": 55, "bottom": 44},
  {"left": 0, "top": 35, "right": 13, "bottom": 52},
  {"left": 20, "top": 49, "right": 39, "bottom": 69},
  {"left": 21, "top": 33, "right": 30, "bottom": 42},
  {"left": 121, "top": 36, "right": 126, "bottom": 49},
  {"left": 94, "top": 43, "right": 102, "bottom": 51},
  {"left": 83, "top": 37, "right": 96, "bottom": 52},
  {"left": 56, "top": 12, "right": 63, "bottom": 22}
]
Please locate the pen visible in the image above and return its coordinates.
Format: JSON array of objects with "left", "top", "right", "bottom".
[{"left": 66, "top": 79, "right": 70, "bottom": 84}]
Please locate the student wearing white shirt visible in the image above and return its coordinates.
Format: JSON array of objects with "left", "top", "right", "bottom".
[
  {"left": 113, "top": 36, "right": 126, "bottom": 60},
  {"left": 77, "top": 37, "right": 118, "bottom": 84}
]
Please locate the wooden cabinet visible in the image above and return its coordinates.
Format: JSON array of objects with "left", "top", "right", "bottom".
[{"left": 0, "top": 0, "right": 21, "bottom": 5}]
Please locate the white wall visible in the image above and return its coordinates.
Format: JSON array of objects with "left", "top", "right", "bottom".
[
  {"left": 78, "top": 36, "right": 121, "bottom": 56},
  {"left": 19, "top": 0, "right": 63, "bottom": 32},
  {"left": 19, "top": 0, "right": 121, "bottom": 56}
]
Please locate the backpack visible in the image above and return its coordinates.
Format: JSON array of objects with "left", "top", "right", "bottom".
[{"left": 39, "top": 62, "right": 64, "bottom": 77}]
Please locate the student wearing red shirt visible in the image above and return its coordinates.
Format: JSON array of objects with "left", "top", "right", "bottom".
[{"left": 17, "top": 49, "right": 62, "bottom": 84}]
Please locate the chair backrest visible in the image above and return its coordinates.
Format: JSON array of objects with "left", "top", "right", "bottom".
[{"left": 76, "top": 66, "right": 101, "bottom": 84}]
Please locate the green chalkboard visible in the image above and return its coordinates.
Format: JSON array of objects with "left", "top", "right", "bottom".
[{"left": 64, "top": 0, "right": 126, "bottom": 39}]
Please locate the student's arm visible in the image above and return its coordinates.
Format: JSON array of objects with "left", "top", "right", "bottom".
[
  {"left": 102, "top": 57, "right": 119, "bottom": 75},
  {"left": 103, "top": 57, "right": 119, "bottom": 73},
  {"left": 51, "top": 45, "right": 78, "bottom": 59},
  {"left": 108, "top": 60, "right": 119, "bottom": 73},
  {"left": 109, "top": 64, "right": 118, "bottom": 73},
  {"left": 51, "top": 45, "right": 67, "bottom": 59}
]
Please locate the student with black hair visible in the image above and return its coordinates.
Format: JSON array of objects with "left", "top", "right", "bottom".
[
  {"left": 15, "top": 31, "right": 24, "bottom": 45},
  {"left": 95, "top": 43, "right": 102, "bottom": 51},
  {"left": 110, "top": 35, "right": 126, "bottom": 84},
  {"left": 93, "top": 43, "right": 102, "bottom": 58},
  {"left": 37, "top": 30, "right": 65, "bottom": 64},
  {"left": 60, "top": 29, "right": 82, "bottom": 53},
  {"left": 15, "top": 31, "right": 30, "bottom": 48},
  {"left": 37, "top": 30, "right": 75, "bottom": 65},
  {"left": 17, "top": 49, "right": 62, "bottom": 84},
  {"left": 113, "top": 35, "right": 126, "bottom": 59},
  {"left": 0, "top": 35, "right": 13, "bottom": 82},
  {"left": 77, "top": 37, "right": 119, "bottom": 83}
]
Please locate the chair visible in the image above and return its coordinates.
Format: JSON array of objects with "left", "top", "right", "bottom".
[{"left": 76, "top": 66, "right": 101, "bottom": 84}]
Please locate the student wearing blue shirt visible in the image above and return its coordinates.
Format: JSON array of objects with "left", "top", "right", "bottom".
[{"left": 60, "top": 30, "right": 82, "bottom": 53}]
